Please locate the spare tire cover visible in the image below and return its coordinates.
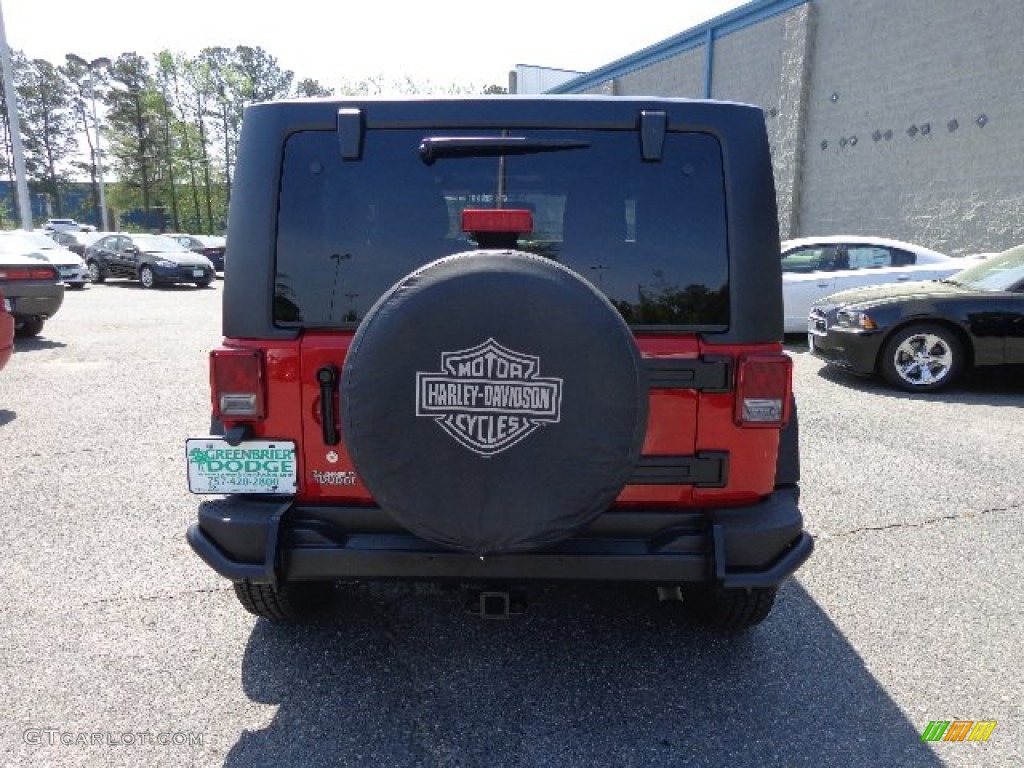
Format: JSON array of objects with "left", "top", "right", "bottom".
[{"left": 342, "top": 250, "right": 647, "bottom": 554}]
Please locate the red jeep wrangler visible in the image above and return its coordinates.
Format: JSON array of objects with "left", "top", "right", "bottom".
[{"left": 186, "top": 96, "right": 812, "bottom": 629}]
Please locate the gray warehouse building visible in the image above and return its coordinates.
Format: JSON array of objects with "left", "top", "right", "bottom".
[{"left": 548, "top": 0, "right": 1024, "bottom": 257}]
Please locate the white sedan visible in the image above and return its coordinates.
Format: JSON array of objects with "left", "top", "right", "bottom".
[
  {"left": 0, "top": 230, "right": 91, "bottom": 290},
  {"left": 780, "top": 235, "right": 973, "bottom": 333}
]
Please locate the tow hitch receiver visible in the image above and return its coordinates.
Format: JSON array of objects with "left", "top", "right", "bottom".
[{"left": 465, "top": 587, "right": 528, "bottom": 619}]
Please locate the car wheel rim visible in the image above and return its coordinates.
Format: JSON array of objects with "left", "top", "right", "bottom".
[
  {"left": 88, "top": 264, "right": 100, "bottom": 281},
  {"left": 141, "top": 269, "right": 153, "bottom": 287},
  {"left": 892, "top": 333, "right": 952, "bottom": 386}
]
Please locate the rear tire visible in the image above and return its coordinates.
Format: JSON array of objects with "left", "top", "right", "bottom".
[
  {"left": 233, "top": 580, "right": 336, "bottom": 622},
  {"left": 683, "top": 586, "right": 777, "bottom": 630},
  {"left": 87, "top": 261, "right": 105, "bottom": 283},
  {"left": 15, "top": 317, "right": 45, "bottom": 338}
]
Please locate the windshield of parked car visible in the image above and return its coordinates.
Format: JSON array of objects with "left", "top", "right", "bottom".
[
  {"left": 948, "top": 244, "right": 1024, "bottom": 291},
  {"left": 132, "top": 234, "right": 191, "bottom": 253},
  {"left": 193, "top": 236, "right": 225, "bottom": 247},
  {"left": 77, "top": 232, "right": 105, "bottom": 246}
]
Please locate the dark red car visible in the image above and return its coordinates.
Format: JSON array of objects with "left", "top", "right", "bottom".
[
  {"left": 0, "top": 290, "right": 13, "bottom": 371},
  {"left": 169, "top": 234, "right": 225, "bottom": 273}
]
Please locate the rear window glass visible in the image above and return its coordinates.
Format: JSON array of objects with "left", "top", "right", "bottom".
[{"left": 275, "top": 128, "right": 729, "bottom": 328}]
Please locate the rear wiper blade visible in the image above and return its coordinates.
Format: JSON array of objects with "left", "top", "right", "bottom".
[{"left": 419, "top": 136, "right": 590, "bottom": 165}]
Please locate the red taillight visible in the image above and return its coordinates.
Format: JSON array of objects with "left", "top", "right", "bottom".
[
  {"left": 0, "top": 266, "right": 59, "bottom": 280},
  {"left": 462, "top": 208, "right": 533, "bottom": 235},
  {"left": 734, "top": 354, "right": 792, "bottom": 428},
  {"left": 210, "top": 348, "right": 265, "bottom": 419}
]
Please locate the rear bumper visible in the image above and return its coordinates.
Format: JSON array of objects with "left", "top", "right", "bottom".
[
  {"left": 5, "top": 283, "right": 64, "bottom": 320},
  {"left": 187, "top": 487, "right": 812, "bottom": 589}
]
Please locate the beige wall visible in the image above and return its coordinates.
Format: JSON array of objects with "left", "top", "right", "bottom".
[
  {"left": 710, "top": 13, "right": 787, "bottom": 107},
  {"left": 799, "top": 0, "right": 1024, "bottom": 255},
  {"left": 589, "top": 0, "right": 1024, "bottom": 256}
]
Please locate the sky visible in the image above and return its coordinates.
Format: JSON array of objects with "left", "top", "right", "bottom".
[{"left": 1, "top": 0, "right": 748, "bottom": 91}]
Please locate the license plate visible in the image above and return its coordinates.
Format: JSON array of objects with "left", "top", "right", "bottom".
[
  {"left": 186, "top": 438, "right": 297, "bottom": 494},
  {"left": 192, "top": 269, "right": 205, "bottom": 278}
]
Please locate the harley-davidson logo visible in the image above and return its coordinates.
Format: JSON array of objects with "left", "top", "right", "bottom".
[{"left": 415, "top": 338, "right": 563, "bottom": 456}]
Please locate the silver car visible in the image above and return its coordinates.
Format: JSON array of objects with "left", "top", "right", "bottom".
[{"left": 0, "top": 230, "right": 91, "bottom": 290}]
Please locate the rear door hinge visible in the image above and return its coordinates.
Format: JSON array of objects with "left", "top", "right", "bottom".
[
  {"left": 644, "top": 356, "right": 732, "bottom": 392},
  {"left": 629, "top": 453, "right": 728, "bottom": 487},
  {"left": 337, "top": 108, "right": 364, "bottom": 160},
  {"left": 639, "top": 110, "right": 667, "bottom": 161}
]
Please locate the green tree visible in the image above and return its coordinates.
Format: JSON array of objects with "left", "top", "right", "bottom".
[
  {"left": 0, "top": 50, "right": 22, "bottom": 209},
  {"left": 62, "top": 55, "right": 110, "bottom": 227},
  {"left": 160, "top": 51, "right": 205, "bottom": 233},
  {"left": 183, "top": 55, "right": 217, "bottom": 232},
  {"left": 17, "top": 56, "right": 78, "bottom": 219},
  {"left": 294, "top": 78, "right": 333, "bottom": 97},
  {"left": 153, "top": 51, "right": 183, "bottom": 231},
  {"left": 232, "top": 46, "right": 293, "bottom": 103},
  {"left": 197, "top": 46, "right": 238, "bottom": 216},
  {"left": 105, "top": 53, "right": 161, "bottom": 224}
]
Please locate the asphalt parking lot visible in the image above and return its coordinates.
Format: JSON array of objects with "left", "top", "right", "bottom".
[{"left": 1, "top": 281, "right": 1021, "bottom": 767}]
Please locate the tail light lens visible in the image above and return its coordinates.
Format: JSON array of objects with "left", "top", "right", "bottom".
[
  {"left": 734, "top": 354, "right": 792, "bottom": 428},
  {"left": 210, "top": 349, "right": 265, "bottom": 419},
  {"left": 0, "top": 266, "right": 59, "bottom": 280}
]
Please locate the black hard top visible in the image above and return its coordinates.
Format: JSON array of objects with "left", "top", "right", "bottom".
[{"left": 223, "top": 96, "right": 782, "bottom": 343}]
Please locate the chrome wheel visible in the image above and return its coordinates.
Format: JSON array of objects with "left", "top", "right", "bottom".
[
  {"left": 87, "top": 261, "right": 104, "bottom": 283},
  {"left": 893, "top": 333, "right": 952, "bottom": 385},
  {"left": 139, "top": 266, "right": 155, "bottom": 289},
  {"left": 881, "top": 324, "right": 963, "bottom": 392}
]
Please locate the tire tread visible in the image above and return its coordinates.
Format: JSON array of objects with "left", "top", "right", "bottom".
[
  {"left": 233, "top": 581, "right": 299, "bottom": 621},
  {"left": 685, "top": 586, "right": 777, "bottom": 631},
  {"left": 232, "top": 580, "right": 336, "bottom": 622}
]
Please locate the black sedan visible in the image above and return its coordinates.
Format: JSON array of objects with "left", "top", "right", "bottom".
[
  {"left": 808, "top": 244, "right": 1024, "bottom": 391},
  {"left": 85, "top": 233, "right": 216, "bottom": 289}
]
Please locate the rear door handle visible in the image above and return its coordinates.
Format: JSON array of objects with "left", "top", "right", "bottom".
[{"left": 317, "top": 366, "right": 339, "bottom": 445}]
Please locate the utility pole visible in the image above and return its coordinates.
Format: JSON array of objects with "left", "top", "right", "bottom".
[{"left": 0, "top": 1, "right": 32, "bottom": 229}]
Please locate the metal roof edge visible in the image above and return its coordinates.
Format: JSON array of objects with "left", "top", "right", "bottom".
[{"left": 545, "top": 0, "right": 809, "bottom": 94}]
